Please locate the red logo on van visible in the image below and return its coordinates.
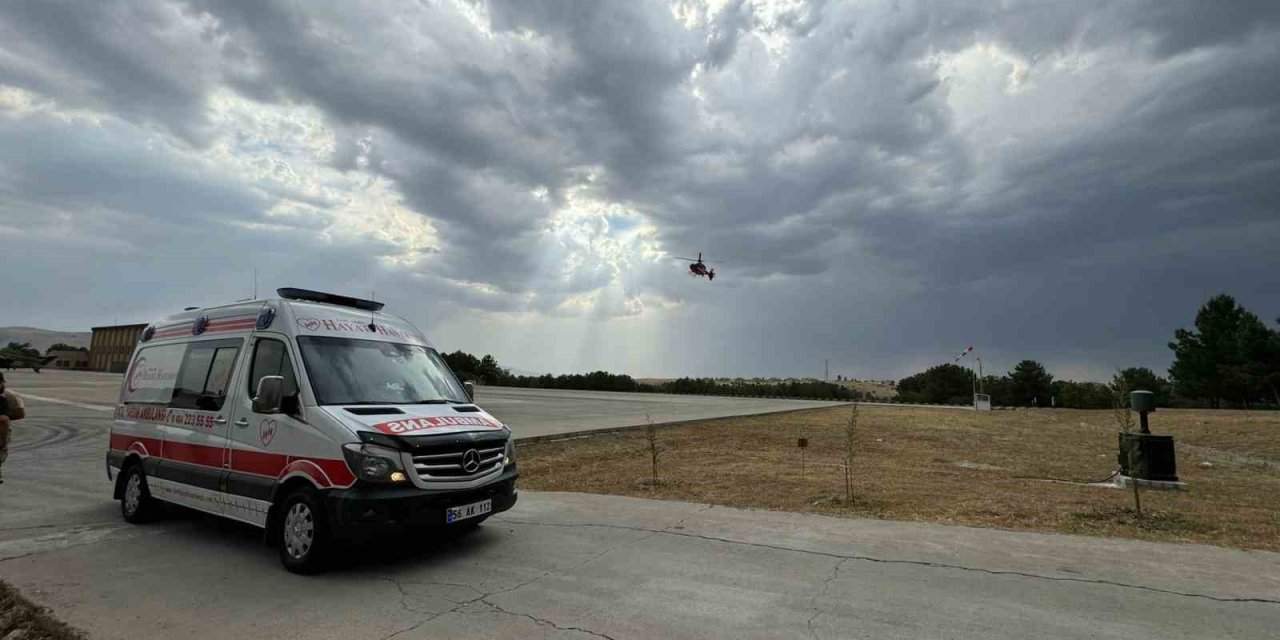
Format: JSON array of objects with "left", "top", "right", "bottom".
[
  {"left": 126, "top": 357, "right": 146, "bottom": 394},
  {"left": 295, "top": 317, "right": 422, "bottom": 343},
  {"left": 371, "top": 416, "right": 501, "bottom": 435},
  {"left": 260, "top": 419, "right": 277, "bottom": 447}
]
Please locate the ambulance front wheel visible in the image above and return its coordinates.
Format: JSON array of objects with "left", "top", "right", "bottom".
[
  {"left": 276, "top": 487, "right": 332, "bottom": 574},
  {"left": 120, "top": 464, "right": 159, "bottom": 524}
]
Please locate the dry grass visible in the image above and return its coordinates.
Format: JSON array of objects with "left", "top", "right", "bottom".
[
  {"left": 0, "top": 580, "right": 86, "bottom": 640},
  {"left": 517, "top": 405, "right": 1280, "bottom": 551}
]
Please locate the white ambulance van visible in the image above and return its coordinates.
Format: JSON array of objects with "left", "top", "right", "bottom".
[{"left": 106, "top": 288, "right": 518, "bottom": 572}]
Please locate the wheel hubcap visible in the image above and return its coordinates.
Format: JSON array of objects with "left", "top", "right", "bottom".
[
  {"left": 124, "top": 474, "right": 142, "bottom": 515},
  {"left": 283, "top": 502, "right": 315, "bottom": 560}
]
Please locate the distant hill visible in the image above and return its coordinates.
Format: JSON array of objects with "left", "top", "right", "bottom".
[{"left": 0, "top": 327, "right": 91, "bottom": 353}]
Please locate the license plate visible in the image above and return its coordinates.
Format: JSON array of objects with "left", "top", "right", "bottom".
[{"left": 446, "top": 499, "right": 492, "bottom": 524}]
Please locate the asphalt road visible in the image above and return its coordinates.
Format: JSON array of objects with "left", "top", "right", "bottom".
[
  {"left": 2, "top": 370, "right": 1278, "bottom": 639},
  {"left": 2, "top": 369, "right": 844, "bottom": 438}
]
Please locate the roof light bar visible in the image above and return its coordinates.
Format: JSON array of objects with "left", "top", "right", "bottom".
[{"left": 277, "top": 287, "right": 385, "bottom": 312}]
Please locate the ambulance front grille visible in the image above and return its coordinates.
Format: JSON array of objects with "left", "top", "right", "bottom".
[{"left": 411, "top": 444, "right": 505, "bottom": 481}]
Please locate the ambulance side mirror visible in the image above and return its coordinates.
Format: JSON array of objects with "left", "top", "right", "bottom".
[
  {"left": 463, "top": 381, "right": 475, "bottom": 402},
  {"left": 253, "top": 376, "right": 284, "bottom": 414}
]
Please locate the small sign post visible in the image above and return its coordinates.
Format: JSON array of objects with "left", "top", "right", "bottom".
[{"left": 797, "top": 437, "right": 809, "bottom": 477}]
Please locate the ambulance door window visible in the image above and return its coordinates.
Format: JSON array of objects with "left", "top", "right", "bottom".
[
  {"left": 170, "top": 339, "right": 242, "bottom": 411},
  {"left": 248, "top": 338, "right": 300, "bottom": 415}
]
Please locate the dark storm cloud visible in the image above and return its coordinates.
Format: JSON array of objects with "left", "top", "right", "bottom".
[
  {"left": 1, "top": 0, "right": 1277, "bottom": 379},
  {"left": 0, "top": 0, "right": 223, "bottom": 143}
]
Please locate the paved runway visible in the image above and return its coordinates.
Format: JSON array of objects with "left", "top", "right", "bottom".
[
  {"left": 2, "top": 370, "right": 1277, "bottom": 639},
  {"left": 2, "top": 370, "right": 843, "bottom": 438}
]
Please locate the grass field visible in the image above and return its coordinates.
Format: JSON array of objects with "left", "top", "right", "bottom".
[{"left": 517, "top": 405, "right": 1280, "bottom": 551}]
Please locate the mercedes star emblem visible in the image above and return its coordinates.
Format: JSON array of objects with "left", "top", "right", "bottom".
[{"left": 461, "top": 449, "right": 481, "bottom": 473}]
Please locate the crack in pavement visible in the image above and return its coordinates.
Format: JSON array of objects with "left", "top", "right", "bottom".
[
  {"left": 379, "top": 576, "right": 485, "bottom": 614},
  {"left": 380, "top": 518, "right": 670, "bottom": 639},
  {"left": 491, "top": 517, "right": 1280, "bottom": 606},
  {"left": 376, "top": 576, "right": 497, "bottom": 640},
  {"left": 806, "top": 558, "right": 847, "bottom": 640},
  {"left": 0, "top": 523, "right": 154, "bottom": 564},
  {"left": 0, "top": 522, "right": 110, "bottom": 533},
  {"left": 477, "top": 598, "right": 620, "bottom": 640}
]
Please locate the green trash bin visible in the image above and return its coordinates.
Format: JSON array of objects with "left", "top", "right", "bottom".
[{"left": 1118, "top": 432, "right": 1178, "bottom": 481}]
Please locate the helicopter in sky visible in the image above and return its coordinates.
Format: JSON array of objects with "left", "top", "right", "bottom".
[{"left": 675, "top": 252, "right": 716, "bottom": 281}]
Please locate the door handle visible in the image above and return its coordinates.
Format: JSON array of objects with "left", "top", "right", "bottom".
[
  {"left": 234, "top": 418, "right": 250, "bottom": 428},
  {"left": 213, "top": 416, "right": 228, "bottom": 425}
]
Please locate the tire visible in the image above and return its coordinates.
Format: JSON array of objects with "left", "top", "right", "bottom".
[
  {"left": 120, "top": 464, "right": 158, "bottom": 524},
  {"left": 276, "top": 487, "right": 331, "bottom": 574}
]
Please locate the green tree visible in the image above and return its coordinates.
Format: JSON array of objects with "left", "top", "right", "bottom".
[
  {"left": 981, "top": 375, "right": 1014, "bottom": 407},
  {"left": 440, "top": 350, "right": 483, "bottom": 383},
  {"left": 46, "top": 343, "right": 87, "bottom": 353},
  {"left": 1169, "top": 294, "right": 1272, "bottom": 408},
  {"left": 1264, "top": 319, "right": 1280, "bottom": 406},
  {"left": 1112, "top": 367, "right": 1172, "bottom": 407},
  {"left": 1009, "top": 360, "right": 1053, "bottom": 407},
  {"left": 896, "top": 364, "right": 974, "bottom": 404},
  {"left": 3, "top": 342, "right": 40, "bottom": 359},
  {"left": 477, "top": 354, "right": 506, "bottom": 385},
  {"left": 1052, "top": 380, "right": 1113, "bottom": 409}
]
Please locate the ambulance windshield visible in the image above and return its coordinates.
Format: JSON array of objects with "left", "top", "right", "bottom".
[{"left": 297, "top": 336, "right": 469, "bottom": 405}]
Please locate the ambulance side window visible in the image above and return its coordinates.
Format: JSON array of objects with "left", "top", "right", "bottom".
[
  {"left": 249, "top": 339, "right": 300, "bottom": 415},
  {"left": 122, "top": 343, "right": 186, "bottom": 405},
  {"left": 170, "top": 339, "right": 242, "bottom": 412}
]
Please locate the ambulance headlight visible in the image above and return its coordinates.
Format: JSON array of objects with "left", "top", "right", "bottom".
[{"left": 342, "top": 443, "right": 407, "bottom": 483}]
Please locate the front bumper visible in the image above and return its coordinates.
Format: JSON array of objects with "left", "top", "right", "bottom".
[{"left": 323, "top": 467, "right": 518, "bottom": 538}]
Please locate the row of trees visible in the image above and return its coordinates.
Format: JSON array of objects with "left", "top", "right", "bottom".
[
  {"left": 442, "top": 294, "right": 1276, "bottom": 409},
  {"left": 2, "top": 342, "right": 40, "bottom": 358},
  {"left": 893, "top": 360, "right": 1165, "bottom": 409},
  {"left": 896, "top": 294, "right": 1278, "bottom": 409},
  {"left": 46, "top": 343, "right": 88, "bottom": 353},
  {"left": 2, "top": 342, "right": 87, "bottom": 357},
  {"left": 439, "top": 350, "right": 874, "bottom": 400}
]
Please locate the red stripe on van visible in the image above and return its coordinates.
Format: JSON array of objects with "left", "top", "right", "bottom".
[
  {"left": 229, "top": 450, "right": 289, "bottom": 477},
  {"left": 279, "top": 460, "right": 333, "bottom": 488},
  {"left": 206, "top": 317, "right": 257, "bottom": 331},
  {"left": 303, "top": 457, "right": 357, "bottom": 487},
  {"left": 164, "top": 440, "right": 226, "bottom": 468},
  {"left": 110, "top": 432, "right": 357, "bottom": 488},
  {"left": 109, "top": 434, "right": 163, "bottom": 457}
]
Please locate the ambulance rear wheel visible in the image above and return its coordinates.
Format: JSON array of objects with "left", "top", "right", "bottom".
[
  {"left": 120, "top": 464, "right": 158, "bottom": 524},
  {"left": 277, "top": 487, "right": 331, "bottom": 574}
]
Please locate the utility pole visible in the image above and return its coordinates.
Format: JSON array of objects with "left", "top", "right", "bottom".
[
  {"left": 825, "top": 359, "right": 829, "bottom": 381},
  {"left": 977, "top": 358, "right": 984, "bottom": 394}
]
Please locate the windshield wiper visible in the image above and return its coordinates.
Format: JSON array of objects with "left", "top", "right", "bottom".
[{"left": 410, "top": 399, "right": 451, "bottom": 404}]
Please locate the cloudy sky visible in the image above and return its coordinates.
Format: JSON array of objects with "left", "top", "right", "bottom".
[{"left": 2, "top": 1, "right": 1278, "bottom": 381}]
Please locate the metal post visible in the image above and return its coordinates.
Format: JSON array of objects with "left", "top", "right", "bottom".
[
  {"left": 1139, "top": 411, "right": 1150, "bottom": 435},
  {"left": 977, "top": 358, "right": 984, "bottom": 393}
]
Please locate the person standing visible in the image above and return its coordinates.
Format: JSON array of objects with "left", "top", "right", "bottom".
[{"left": 0, "top": 372, "right": 26, "bottom": 484}]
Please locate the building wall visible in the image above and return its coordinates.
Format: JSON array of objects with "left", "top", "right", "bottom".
[
  {"left": 48, "top": 349, "right": 90, "bottom": 369},
  {"left": 89, "top": 324, "right": 148, "bottom": 373}
]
